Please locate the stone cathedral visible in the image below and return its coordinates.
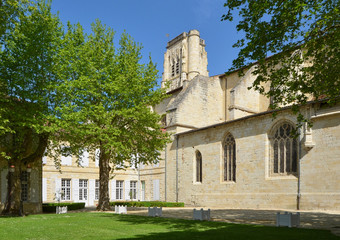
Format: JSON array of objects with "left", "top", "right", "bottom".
[
  {"left": 155, "top": 30, "right": 340, "bottom": 210},
  {"left": 1, "top": 30, "right": 339, "bottom": 214}
]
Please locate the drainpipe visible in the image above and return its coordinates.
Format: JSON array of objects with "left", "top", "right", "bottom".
[
  {"left": 224, "top": 77, "right": 227, "bottom": 121},
  {"left": 164, "top": 143, "right": 167, "bottom": 202},
  {"left": 297, "top": 128, "right": 302, "bottom": 210},
  {"left": 176, "top": 135, "right": 179, "bottom": 203}
]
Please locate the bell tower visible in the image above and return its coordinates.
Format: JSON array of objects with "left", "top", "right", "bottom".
[{"left": 161, "top": 30, "right": 208, "bottom": 92}]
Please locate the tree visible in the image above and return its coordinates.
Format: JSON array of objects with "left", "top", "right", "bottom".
[
  {"left": 52, "top": 20, "right": 169, "bottom": 211},
  {"left": 222, "top": 0, "right": 340, "bottom": 125},
  {"left": 0, "top": 0, "right": 63, "bottom": 215}
]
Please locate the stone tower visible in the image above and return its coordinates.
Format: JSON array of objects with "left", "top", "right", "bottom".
[{"left": 161, "top": 30, "right": 208, "bottom": 92}]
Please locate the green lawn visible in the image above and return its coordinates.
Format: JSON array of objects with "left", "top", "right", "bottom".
[{"left": 0, "top": 212, "right": 338, "bottom": 240}]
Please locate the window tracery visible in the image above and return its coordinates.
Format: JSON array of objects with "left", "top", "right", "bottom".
[
  {"left": 271, "top": 122, "right": 298, "bottom": 175},
  {"left": 223, "top": 134, "right": 236, "bottom": 182}
]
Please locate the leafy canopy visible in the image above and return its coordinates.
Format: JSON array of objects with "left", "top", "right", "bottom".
[
  {"left": 222, "top": 0, "right": 340, "bottom": 124},
  {"left": 51, "top": 20, "right": 169, "bottom": 169},
  {"left": 0, "top": 0, "right": 63, "bottom": 160}
]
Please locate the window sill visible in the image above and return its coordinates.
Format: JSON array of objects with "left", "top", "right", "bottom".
[
  {"left": 193, "top": 182, "right": 202, "bottom": 185},
  {"left": 266, "top": 175, "right": 297, "bottom": 180},
  {"left": 220, "top": 181, "right": 236, "bottom": 185}
]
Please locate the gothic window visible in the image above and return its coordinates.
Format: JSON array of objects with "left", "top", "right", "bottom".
[
  {"left": 223, "top": 134, "right": 236, "bottom": 182},
  {"left": 271, "top": 122, "right": 298, "bottom": 175},
  {"left": 176, "top": 57, "right": 180, "bottom": 75},
  {"left": 161, "top": 115, "right": 167, "bottom": 128},
  {"left": 171, "top": 59, "right": 175, "bottom": 77},
  {"left": 196, "top": 151, "right": 202, "bottom": 183}
]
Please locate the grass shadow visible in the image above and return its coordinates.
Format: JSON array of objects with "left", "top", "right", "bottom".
[{"left": 97, "top": 213, "right": 339, "bottom": 240}]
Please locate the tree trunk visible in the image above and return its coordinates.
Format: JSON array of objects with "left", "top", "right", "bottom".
[
  {"left": 2, "top": 159, "right": 23, "bottom": 216},
  {"left": 0, "top": 130, "right": 48, "bottom": 216},
  {"left": 97, "top": 145, "right": 111, "bottom": 211}
]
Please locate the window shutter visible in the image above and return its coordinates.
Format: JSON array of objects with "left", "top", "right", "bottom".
[
  {"left": 153, "top": 179, "right": 160, "bottom": 201},
  {"left": 80, "top": 150, "right": 89, "bottom": 167},
  {"left": 111, "top": 180, "right": 116, "bottom": 200},
  {"left": 1, "top": 169, "right": 8, "bottom": 202},
  {"left": 125, "top": 180, "right": 130, "bottom": 200},
  {"left": 60, "top": 145, "right": 72, "bottom": 166},
  {"left": 61, "top": 155, "right": 72, "bottom": 166},
  {"left": 42, "top": 178, "right": 47, "bottom": 202},
  {"left": 54, "top": 178, "right": 61, "bottom": 202},
  {"left": 42, "top": 156, "right": 47, "bottom": 165},
  {"left": 30, "top": 169, "right": 39, "bottom": 202},
  {"left": 137, "top": 181, "right": 141, "bottom": 201},
  {"left": 55, "top": 178, "right": 61, "bottom": 193},
  {"left": 42, "top": 149, "right": 47, "bottom": 165},
  {"left": 72, "top": 179, "right": 79, "bottom": 201},
  {"left": 89, "top": 179, "right": 95, "bottom": 206}
]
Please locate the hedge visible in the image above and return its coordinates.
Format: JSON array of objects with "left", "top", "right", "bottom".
[
  {"left": 42, "top": 202, "right": 85, "bottom": 213},
  {"left": 110, "top": 201, "right": 184, "bottom": 207}
]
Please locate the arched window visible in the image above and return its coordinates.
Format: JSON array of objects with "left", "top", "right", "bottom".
[
  {"left": 271, "top": 122, "right": 298, "bottom": 175},
  {"left": 223, "top": 134, "right": 236, "bottom": 182},
  {"left": 171, "top": 59, "right": 175, "bottom": 77},
  {"left": 176, "top": 57, "right": 180, "bottom": 75},
  {"left": 196, "top": 151, "right": 202, "bottom": 183}
]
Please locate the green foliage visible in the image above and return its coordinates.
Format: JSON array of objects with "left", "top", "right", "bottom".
[
  {"left": 51, "top": 19, "right": 170, "bottom": 169},
  {"left": 222, "top": 0, "right": 340, "bottom": 126},
  {"left": 0, "top": 0, "right": 63, "bottom": 160},
  {"left": 0, "top": 0, "right": 63, "bottom": 215},
  {"left": 49, "top": 19, "right": 170, "bottom": 210},
  {"left": 42, "top": 202, "right": 85, "bottom": 213},
  {"left": 110, "top": 201, "right": 185, "bottom": 207}
]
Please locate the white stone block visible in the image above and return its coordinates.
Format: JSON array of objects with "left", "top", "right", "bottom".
[
  {"left": 193, "top": 208, "right": 210, "bottom": 221},
  {"left": 115, "top": 205, "right": 127, "bottom": 214},
  {"left": 276, "top": 212, "right": 300, "bottom": 227},
  {"left": 148, "top": 207, "right": 162, "bottom": 217},
  {"left": 56, "top": 206, "right": 67, "bottom": 214}
]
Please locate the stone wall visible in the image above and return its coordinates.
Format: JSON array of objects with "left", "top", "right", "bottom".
[{"left": 163, "top": 105, "right": 340, "bottom": 210}]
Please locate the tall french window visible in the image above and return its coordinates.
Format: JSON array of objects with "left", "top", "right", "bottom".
[
  {"left": 61, "top": 179, "right": 71, "bottom": 200},
  {"left": 130, "top": 181, "right": 137, "bottom": 200},
  {"left": 116, "top": 180, "right": 123, "bottom": 200},
  {"left": 79, "top": 179, "right": 88, "bottom": 200}
]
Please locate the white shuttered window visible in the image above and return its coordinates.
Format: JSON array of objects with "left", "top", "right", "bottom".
[
  {"left": 79, "top": 179, "right": 88, "bottom": 200},
  {"left": 116, "top": 180, "right": 123, "bottom": 200},
  {"left": 61, "top": 179, "right": 71, "bottom": 200}
]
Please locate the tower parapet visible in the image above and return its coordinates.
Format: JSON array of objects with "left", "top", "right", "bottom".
[{"left": 161, "top": 30, "right": 208, "bottom": 92}]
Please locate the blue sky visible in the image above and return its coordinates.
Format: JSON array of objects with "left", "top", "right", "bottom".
[{"left": 51, "top": 0, "right": 243, "bottom": 84}]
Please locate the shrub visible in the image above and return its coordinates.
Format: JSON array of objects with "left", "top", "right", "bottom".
[
  {"left": 110, "top": 201, "right": 184, "bottom": 208},
  {"left": 42, "top": 202, "right": 85, "bottom": 213}
]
